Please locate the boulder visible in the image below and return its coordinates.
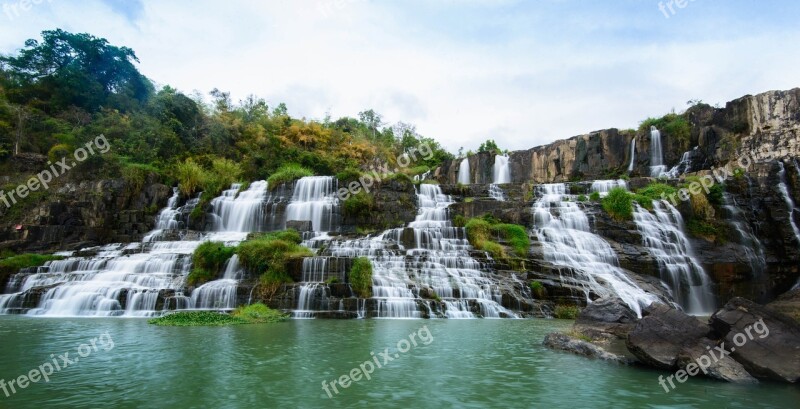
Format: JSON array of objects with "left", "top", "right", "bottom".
[
  {"left": 766, "top": 288, "right": 800, "bottom": 324},
  {"left": 709, "top": 297, "right": 800, "bottom": 383},
  {"left": 575, "top": 296, "right": 638, "bottom": 338},
  {"left": 543, "top": 332, "right": 632, "bottom": 364},
  {"left": 675, "top": 338, "right": 757, "bottom": 384},
  {"left": 286, "top": 220, "right": 312, "bottom": 232},
  {"left": 626, "top": 303, "right": 711, "bottom": 369}
]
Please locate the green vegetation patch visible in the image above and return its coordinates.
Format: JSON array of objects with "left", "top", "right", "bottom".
[
  {"left": 601, "top": 187, "right": 633, "bottom": 221},
  {"left": 267, "top": 163, "right": 314, "bottom": 188},
  {"left": 148, "top": 303, "right": 288, "bottom": 326},
  {"left": 553, "top": 305, "right": 580, "bottom": 320},
  {"left": 349, "top": 257, "right": 373, "bottom": 298},
  {"left": 0, "top": 253, "right": 63, "bottom": 277},
  {"left": 188, "top": 241, "right": 236, "bottom": 286},
  {"left": 237, "top": 229, "right": 311, "bottom": 279},
  {"left": 639, "top": 113, "right": 691, "bottom": 141},
  {"left": 465, "top": 215, "right": 530, "bottom": 266},
  {"left": 342, "top": 191, "right": 374, "bottom": 218}
]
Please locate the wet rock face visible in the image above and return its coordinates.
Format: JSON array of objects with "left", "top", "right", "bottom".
[
  {"left": 0, "top": 179, "right": 171, "bottom": 253},
  {"left": 574, "top": 297, "right": 639, "bottom": 339},
  {"left": 625, "top": 303, "right": 713, "bottom": 369},
  {"left": 543, "top": 332, "right": 633, "bottom": 364},
  {"left": 710, "top": 297, "right": 800, "bottom": 383}
]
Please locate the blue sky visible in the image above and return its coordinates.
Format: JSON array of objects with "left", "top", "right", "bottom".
[{"left": 1, "top": 0, "right": 799, "bottom": 152}]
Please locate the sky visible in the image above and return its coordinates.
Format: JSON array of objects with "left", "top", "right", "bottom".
[{"left": 1, "top": 0, "right": 799, "bottom": 152}]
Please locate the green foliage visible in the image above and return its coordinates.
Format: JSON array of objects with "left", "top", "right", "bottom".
[
  {"left": 121, "top": 162, "right": 161, "bottom": 194},
  {"left": 188, "top": 241, "right": 235, "bottom": 286},
  {"left": 0, "top": 253, "right": 62, "bottom": 276},
  {"left": 336, "top": 168, "right": 363, "bottom": 183},
  {"left": 631, "top": 194, "right": 653, "bottom": 210},
  {"left": 495, "top": 223, "right": 530, "bottom": 257},
  {"left": 342, "top": 191, "right": 373, "bottom": 218},
  {"left": 236, "top": 230, "right": 310, "bottom": 278},
  {"left": 576, "top": 194, "right": 587, "bottom": 202},
  {"left": 452, "top": 214, "right": 466, "bottom": 228},
  {"left": 147, "top": 304, "right": 287, "bottom": 326},
  {"left": 639, "top": 113, "right": 691, "bottom": 141},
  {"left": 232, "top": 303, "right": 288, "bottom": 323},
  {"left": 267, "top": 163, "right": 313, "bottom": 188},
  {"left": 529, "top": 281, "right": 547, "bottom": 298},
  {"left": 686, "top": 218, "right": 721, "bottom": 239},
  {"left": 589, "top": 191, "right": 601, "bottom": 202},
  {"left": 465, "top": 216, "right": 529, "bottom": 264},
  {"left": 637, "top": 182, "right": 677, "bottom": 201},
  {"left": 478, "top": 139, "right": 501, "bottom": 154},
  {"left": 47, "top": 143, "right": 72, "bottom": 162},
  {"left": 601, "top": 187, "right": 633, "bottom": 221},
  {"left": 148, "top": 311, "right": 248, "bottom": 326},
  {"left": 554, "top": 305, "right": 580, "bottom": 320},
  {"left": 173, "top": 159, "right": 205, "bottom": 196},
  {"left": 707, "top": 183, "right": 725, "bottom": 206},
  {"left": 349, "top": 257, "right": 373, "bottom": 298}
]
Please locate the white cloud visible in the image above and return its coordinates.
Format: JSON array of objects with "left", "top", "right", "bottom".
[{"left": 1, "top": 0, "right": 799, "bottom": 152}]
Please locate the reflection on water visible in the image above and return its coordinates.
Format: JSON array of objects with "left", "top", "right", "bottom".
[{"left": 0, "top": 317, "right": 797, "bottom": 408}]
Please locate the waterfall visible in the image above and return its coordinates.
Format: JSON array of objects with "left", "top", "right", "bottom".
[
  {"left": 590, "top": 180, "right": 628, "bottom": 197},
  {"left": 649, "top": 126, "right": 667, "bottom": 177},
  {"left": 190, "top": 254, "right": 241, "bottom": 310},
  {"left": 292, "top": 184, "right": 515, "bottom": 318},
  {"left": 632, "top": 201, "right": 715, "bottom": 314},
  {"left": 490, "top": 154, "right": 511, "bottom": 201},
  {"left": 0, "top": 179, "right": 275, "bottom": 316},
  {"left": 663, "top": 147, "right": 697, "bottom": 179},
  {"left": 210, "top": 181, "right": 269, "bottom": 232},
  {"left": 721, "top": 193, "right": 766, "bottom": 277},
  {"left": 777, "top": 161, "right": 800, "bottom": 244},
  {"left": 628, "top": 138, "right": 636, "bottom": 173},
  {"left": 532, "top": 184, "right": 659, "bottom": 317},
  {"left": 493, "top": 154, "right": 511, "bottom": 183},
  {"left": 285, "top": 176, "right": 339, "bottom": 232},
  {"left": 458, "top": 158, "right": 471, "bottom": 185}
]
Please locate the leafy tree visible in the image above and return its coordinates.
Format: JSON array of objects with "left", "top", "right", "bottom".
[
  {"left": 0, "top": 29, "right": 153, "bottom": 112},
  {"left": 478, "top": 139, "right": 500, "bottom": 154}
]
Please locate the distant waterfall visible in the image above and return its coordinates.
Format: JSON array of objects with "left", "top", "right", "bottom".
[
  {"left": 490, "top": 154, "right": 511, "bottom": 201},
  {"left": 628, "top": 138, "right": 636, "bottom": 173},
  {"left": 532, "top": 184, "right": 659, "bottom": 317},
  {"left": 633, "top": 201, "right": 715, "bottom": 314},
  {"left": 493, "top": 154, "right": 511, "bottom": 183},
  {"left": 190, "top": 254, "right": 241, "bottom": 310},
  {"left": 285, "top": 176, "right": 339, "bottom": 232},
  {"left": 591, "top": 180, "right": 628, "bottom": 197},
  {"left": 458, "top": 158, "right": 471, "bottom": 184},
  {"left": 649, "top": 126, "right": 666, "bottom": 177},
  {"left": 777, "top": 161, "right": 800, "bottom": 244}
]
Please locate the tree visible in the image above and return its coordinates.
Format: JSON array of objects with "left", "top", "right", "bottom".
[
  {"left": 478, "top": 139, "right": 500, "bottom": 154},
  {"left": 358, "top": 109, "right": 383, "bottom": 140},
  {"left": 0, "top": 29, "right": 153, "bottom": 112}
]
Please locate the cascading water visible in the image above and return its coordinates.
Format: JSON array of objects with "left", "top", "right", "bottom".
[
  {"left": 777, "top": 161, "right": 800, "bottom": 244},
  {"left": 721, "top": 193, "right": 766, "bottom": 277},
  {"left": 210, "top": 181, "right": 269, "bottom": 233},
  {"left": 532, "top": 184, "right": 659, "bottom": 317},
  {"left": 293, "top": 184, "right": 515, "bottom": 318},
  {"left": 632, "top": 201, "right": 715, "bottom": 314},
  {"left": 628, "top": 138, "right": 636, "bottom": 173},
  {"left": 190, "top": 254, "right": 241, "bottom": 310},
  {"left": 458, "top": 158, "right": 471, "bottom": 184},
  {"left": 285, "top": 176, "right": 339, "bottom": 232},
  {"left": 649, "top": 126, "right": 667, "bottom": 177},
  {"left": 591, "top": 180, "right": 628, "bottom": 197},
  {"left": 0, "top": 180, "right": 274, "bottom": 316},
  {"left": 490, "top": 154, "right": 511, "bottom": 201}
]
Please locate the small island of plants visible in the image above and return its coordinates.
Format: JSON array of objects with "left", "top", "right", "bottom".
[{"left": 148, "top": 303, "right": 288, "bottom": 327}]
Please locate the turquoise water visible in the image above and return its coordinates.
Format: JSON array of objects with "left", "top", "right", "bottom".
[{"left": 0, "top": 317, "right": 797, "bottom": 408}]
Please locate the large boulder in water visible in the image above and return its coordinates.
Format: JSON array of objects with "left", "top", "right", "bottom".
[
  {"left": 766, "top": 288, "right": 800, "bottom": 324},
  {"left": 543, "top": 332, "right": 633, "bottom": 364},
  {"left": 675, "top": 338, "right": 758, "bottom": 384},
  {"left": 709, "top": 297, "right": 800, "bottom": 383},
  {"left": 626, "top": 303, "right": 712, "bottom": 369},
  {"left": 575, "top": 297, "right": 638, "bottom": 339}
]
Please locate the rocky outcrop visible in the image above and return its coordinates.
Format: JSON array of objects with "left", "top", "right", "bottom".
[
  {"left": 626, "top": 303, "right": 712, "bottom": 369},
  {"left": 709, "top": 297, "right": 800, "bottom": 382},
  {"left": 0, "top": 179, "right": 171, "bottom": 253},
  {"left": 543, "top": 332, "right": 632, "bottom": 364}
]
